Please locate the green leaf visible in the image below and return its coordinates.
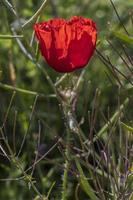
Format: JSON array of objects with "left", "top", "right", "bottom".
[
  {"left": 75, "top": 158, "right": 98, "bottom": 200},
  {"left": 112, "top": 31, "right": 133, "bottom": 45},
  {"left": 121, "top": 122, "right": 133, "bottom": 132}
]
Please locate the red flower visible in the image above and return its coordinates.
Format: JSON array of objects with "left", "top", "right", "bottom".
[{"left": 34, "top": 16, "right": 97, "bottom": 73}]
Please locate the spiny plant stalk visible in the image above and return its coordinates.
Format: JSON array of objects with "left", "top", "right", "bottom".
[{"left": 61, "top": 128, "right": 70, "bottom": 200}]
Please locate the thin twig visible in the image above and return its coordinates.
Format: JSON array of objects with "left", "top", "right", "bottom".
[
  {"left": 0, "top": 144, "right": 10, "bottom": 161},
  {"left": 95, "top": 97, "right": 129, "bottom": 139},
  {"left": 96, "top": 49, "right": 122, "bottom": 87},
  {"left": 1, "top": 91, "right": 16, "bottom": 129},
  {"left": 110, "top": 0, "right": 129, "bottom": 35},
  {"left": 1, "top": 0, "right": 17, "bottom": 16},
  {"left": 17, "top": 95, "right": 39, "bottom": 157},
  {"left": 22, "top": 0, "right": 47, "bottom": 28},
  {"left": 24, "top": 140, "right": 59, "bottom": 173},
  {"left": 31, "top": 120, "right": 41, "bottom": 177},
  {"left": 107, "top": 39, "right": 133, "bottom": 75},
  {"left": 12, "top": 110, "right": 17, "bottom": 154}
]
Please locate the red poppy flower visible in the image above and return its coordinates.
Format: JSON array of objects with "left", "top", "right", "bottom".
[{"left": 34, "top": 16, "right": 97, "bottom": 73}]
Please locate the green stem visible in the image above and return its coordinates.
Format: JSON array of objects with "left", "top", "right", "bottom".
[
  {"left": 0, "top": 82, "right": 55, "bottom": 98},
  {"left": 61, "top": 127, "right": 70, "bottom": 200},
  {"left": 55, "top": 74, "right": 68, "bottom": 87},
  {"left": 22, "top": 0, "right": 47, "bottom": 28},
  {"left": 36, "top": 64, "right": 63, "bottom": 103},
  {"left": 0, "top": 35, "right": 23, "bottom": 39}
]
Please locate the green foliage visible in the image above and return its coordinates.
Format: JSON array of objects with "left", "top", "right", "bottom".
[
  {"left": 75, "top": 158, "right": 98, "bottom": 200},
  {"left": 121, "top": 122, "right": 133, "bottom": 132},
  {"left": 0, "top": 0, "right": 133, "bottom": 199},
  {"left": 113, "top": 31, "right": 133, "bottom": 45}
]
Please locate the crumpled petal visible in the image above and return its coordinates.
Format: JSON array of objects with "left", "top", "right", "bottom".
[{"left": 34, "top": 16, "right": 97, "bottom": 73}]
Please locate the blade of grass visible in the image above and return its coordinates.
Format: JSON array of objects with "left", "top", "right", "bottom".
[
  {"left": 121, "top": 122, "right": 133, "bottom": 132},
  {"left": 112, "top": 31, "right": 133, "bottom": 45},
  {"left": 95, "top": 97, "right": 129, "bottom": 139},
  {"left": 75, "top": 158, "right": 98, "bottom": 200},
  {"left": 46, "top": 181, "right": 56, "bottom": 199}
]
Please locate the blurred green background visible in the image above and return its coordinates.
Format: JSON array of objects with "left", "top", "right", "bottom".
[{"left": 0, "top": 0, "right": 133, "bottom": 199}]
